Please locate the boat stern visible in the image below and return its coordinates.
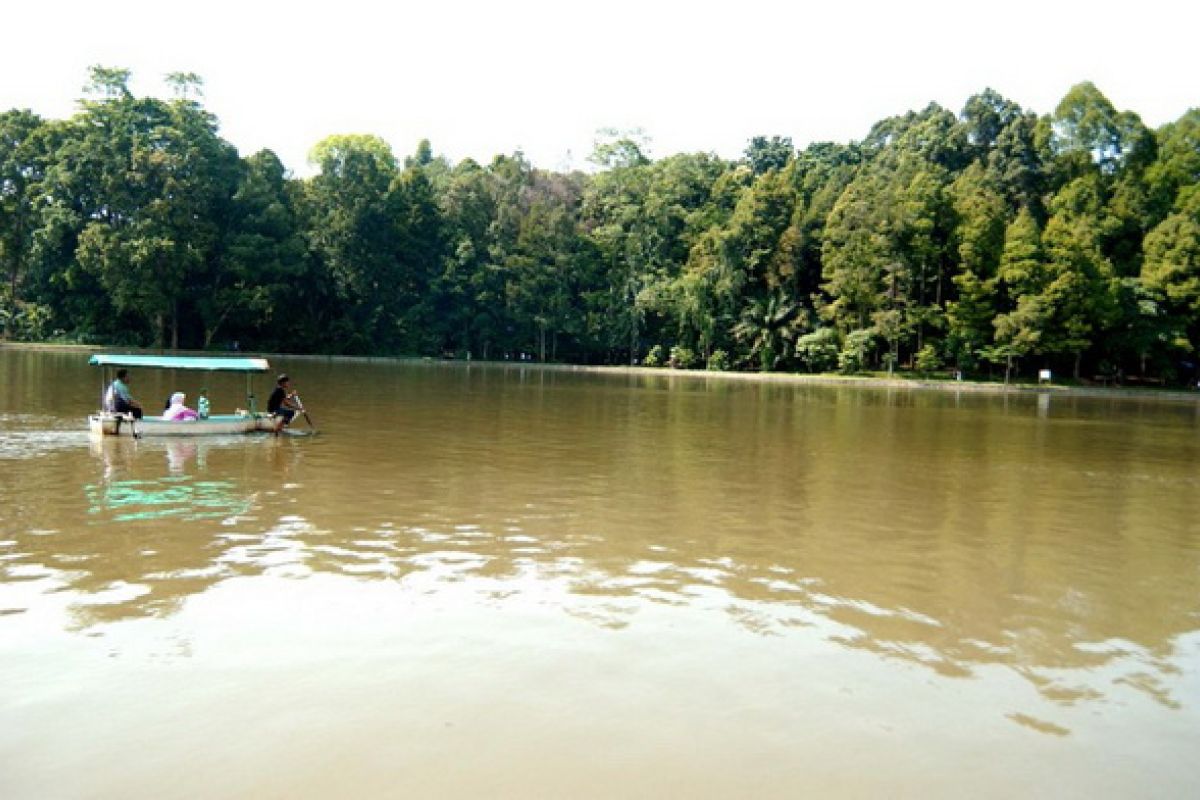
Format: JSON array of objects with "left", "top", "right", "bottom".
[{"left": 88, "top": 413, "right": 127, "bottom": 437}]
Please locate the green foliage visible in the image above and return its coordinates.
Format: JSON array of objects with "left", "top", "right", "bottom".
[
  {"left": 838, "top": 329, "right": 875, "bottom": 374},
  {"left": 213, "top": 149, "right": 310, "bottom": 350},
  {"left": 744, "top": 136, "right": 793, "bottom": 175},
  {"left": 669, "top": 344, "right": 698, "bottom": 369},
  {"left": 42, "top": 77, "right": 242, "bottom": 347},
  {"left": 308, "top": 134, "right": 397, "bottom": 178},
  {"left": 1142, "top": 210, "right": 1200, "bottom": 314},
  {"left": 0, "top": 109, "right": 46, "bottom": 310},
  {"left": 946, "top": 268, "right": 994, "bottom": 371},
  {"left": 1052, "top": 83, "right": 1152, "bottom": 176},
  {"left": 589, "top": 128, "right": 651, "bottom": 170},
  {"left": 986, "top": 294, "right": 1049, "bottom": 381},
  {"left": 914, "top": 343, "right": 942, "bottom": 374},
  {"left": 706, "top": 349, "right": 730, "bottom": 371},
  {"left": 4, "top": 70, "right": 1199, "bottom": 384},
  {"left": 0, "top": 293, "right": 52, "bottom": 340},
  {"left": 794, "top": 328, "right": 839, "bottom": 373}
]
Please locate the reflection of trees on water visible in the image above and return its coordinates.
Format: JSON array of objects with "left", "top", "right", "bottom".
[
  {"left": 268, "top": 381, "right": 1200, "bottom": 721},
  {"left": 1, "top": 437, "right": 304, "bottom": 628},
  {"left": 85, "top": 439, "right": 252, "bottom": 527},
  {"left": 3, "top": 378, "right": 1199, "bottom": 726},
  {"left": 282, "top": 514, "right": 1196, "bottom": 721}
]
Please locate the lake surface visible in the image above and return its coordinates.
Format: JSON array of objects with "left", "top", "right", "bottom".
[{"left": 2, "top": 348, "right": 1199, "bottom": 798}]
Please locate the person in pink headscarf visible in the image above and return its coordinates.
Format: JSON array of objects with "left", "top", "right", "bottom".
[{"left": 162, "top": 392, "right": 199, "bottom": 421}]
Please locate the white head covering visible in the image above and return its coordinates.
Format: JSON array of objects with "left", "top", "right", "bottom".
[{"left": 163, "top": 392, "right": 188, "bottom": 419}]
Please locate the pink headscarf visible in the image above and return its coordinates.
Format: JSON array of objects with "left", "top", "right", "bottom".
[{"left": 163, "top": 392, "right": 199, "bottom": 421}]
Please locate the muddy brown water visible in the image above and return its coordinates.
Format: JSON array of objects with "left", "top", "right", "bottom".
[{"left": 2, "top": 348, "right": 1198, "bottom": 797}]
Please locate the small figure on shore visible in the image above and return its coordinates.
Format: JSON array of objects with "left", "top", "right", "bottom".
[
  {"left": 104, "top": 368, "right": 143, "bottom": 419},
  {"left": 197, "top": 388, "right": 210, "bottom": 419}
]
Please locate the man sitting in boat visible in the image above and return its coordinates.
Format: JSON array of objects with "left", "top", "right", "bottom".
[
  {"left": 104, "top": 369, "right": 144, "bottom": 419},
  {"left": 267, "top": 374, "right": 300, "bottom": 432},
  {"left": 163, "top": 392, "right": 200, "bottom": 421}
]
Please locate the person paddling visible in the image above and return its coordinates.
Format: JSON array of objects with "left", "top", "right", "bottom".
[{"left": 267, "top": 374, "right": 301, "bottom": 434}]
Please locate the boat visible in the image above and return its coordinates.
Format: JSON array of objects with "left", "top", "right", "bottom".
[{"left": 88, "top": 353, "right": 277, "bottom": 437}]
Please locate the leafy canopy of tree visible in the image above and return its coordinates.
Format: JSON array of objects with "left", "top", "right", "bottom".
[{"left": 2, "top": 69, "right": 1199, "bottom": 384}]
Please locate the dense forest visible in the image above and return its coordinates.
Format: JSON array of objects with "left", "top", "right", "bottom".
[{"left": 2, "top": 67, "right": 1198, "bottom": 383}]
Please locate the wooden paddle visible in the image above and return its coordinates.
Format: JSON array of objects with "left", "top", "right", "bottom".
[{"left": 293, "top": 393, "right": 316, "bottom": 430}]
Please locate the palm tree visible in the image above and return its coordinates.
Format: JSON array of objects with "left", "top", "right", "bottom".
[{"left": 733, "top": 292, "right": 802, "bottom": 371}]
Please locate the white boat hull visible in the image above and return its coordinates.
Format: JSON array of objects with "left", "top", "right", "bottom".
[{"left": 89, "top": 412, "right": 274, "bottom": 437}]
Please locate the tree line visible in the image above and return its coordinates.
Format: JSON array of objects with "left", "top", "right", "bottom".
[{"left": 2, "top": 67, "right": 1198, "bottom": 383}]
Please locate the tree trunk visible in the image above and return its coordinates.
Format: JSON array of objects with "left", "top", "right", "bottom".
[
  {"left": 917, "top": 266, "right": 926, "bottom": 357},
  {"left": 10, "top": 206, "right": 26, "bottom": 303},
  {"left": 8, "top": 243, "right": 19, "bottom": 303},
  {"left": 538, "top": 325, "right": 546, "bottom": 363},
  {"left": 203, "top": 305, "right": 234, "bottom": 350},
  {"left": 1074, "top": 351, "right": 1082, "bottom": 381},
  {"left": 629, "top": 316, "right": 638, "bottom": 366}
]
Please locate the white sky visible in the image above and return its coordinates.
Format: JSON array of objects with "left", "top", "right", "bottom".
[{"left": 3, "top": 0, "right": 1196, "bottom": 176}]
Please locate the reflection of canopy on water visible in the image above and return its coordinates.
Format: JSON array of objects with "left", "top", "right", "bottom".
[
  {"left": 86, "top": 436, "right": 256, "bottom": 522},
  {"left": 2, "top": 435, "right": 300, "bottom": 630},
  {"left": 277, "top": 511, "right": 1200, "bottom": 725},
  {"left": 85, "top": 476, "right": 252, "bottom": 522}
]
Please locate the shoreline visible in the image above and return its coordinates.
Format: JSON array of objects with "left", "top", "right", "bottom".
[{"left": 5, "top": 340, "right": 1198, "bottom": 403}]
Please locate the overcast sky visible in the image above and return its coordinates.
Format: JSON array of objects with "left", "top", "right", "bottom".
[{"left": 3, "top": 0, "right": 1195, "bottom": 176}]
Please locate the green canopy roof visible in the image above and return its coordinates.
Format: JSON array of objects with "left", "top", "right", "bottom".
[{"left": 89, "top": 354, "right": 271, "bottom": 373}]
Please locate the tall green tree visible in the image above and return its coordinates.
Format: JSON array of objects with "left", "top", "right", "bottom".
[
  {"left": 946, "top": 162, "right": 1006, "bottom": 367},
  {"left": 390, "top": 160, "right": 446, "bottom": 352},
  {"left": 0, "top": 109, "right": 47, "bottom": 336},
  {"left": 62, "top": 68, "right": 240, "bottom": 348},
  {"left": 1040, "top": 176, "right": 1118, "bottom": 377},
  {"left": 1142, "top": 191, "right": 1200, "bottom": 353},
  {"left": 208, "top": 149, "right": 310, "bottom": 350},
  {"left": 438, "top": 158, "right": 501, "bottom": 357},
  {"left": 744, "top": 135, "right": 794, "bottom": 175},
  {"left": 305, "top": 133, "right": 401, "bottom": 352},
  {"left": 582, "top": 144, "right": 657, "bottom": 364},
  {"left": 821, "top": 166, "right": 893, "bottom": 336},
  {"left": 985, "top": 208, "right": 1047, "bottom": 379}
]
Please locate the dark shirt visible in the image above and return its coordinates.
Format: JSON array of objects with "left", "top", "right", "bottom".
[{"left": 268, "top": 387, "right": 288, "bottom": 413}]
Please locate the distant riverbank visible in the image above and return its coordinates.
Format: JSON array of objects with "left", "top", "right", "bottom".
[{"left": 5, "top": 341, "right": 1198, "bottom": 403}]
